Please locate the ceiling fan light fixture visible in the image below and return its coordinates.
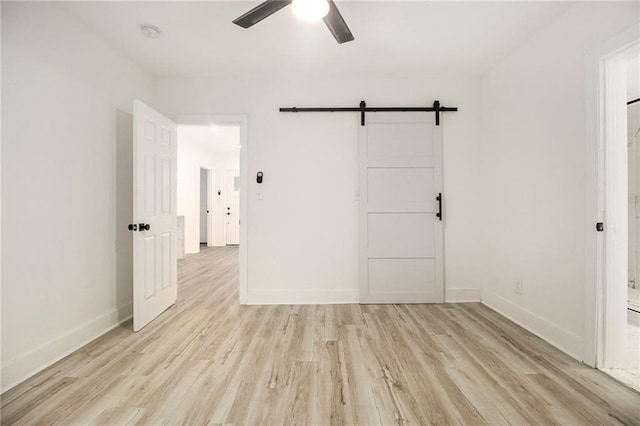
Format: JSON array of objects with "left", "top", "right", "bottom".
[{"left": 291, "top": 0, "right": 330, "bottom": 21}]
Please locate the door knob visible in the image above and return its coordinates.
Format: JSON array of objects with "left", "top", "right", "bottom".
[
  {"left": 128, "top": 224, "right": 138, "bottom": 231},
  {"left": 227, "top": 212, "right": 231, "bottom": 215},
  {"left": 139, "top": 223, "right": 151, "bottom": 231}
]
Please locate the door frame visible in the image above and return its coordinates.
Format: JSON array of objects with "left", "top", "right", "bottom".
[
  {"left": 585, "top": 26, "right": 640, "bottom": 368},
  {"left": 172, "top": 114, "right": 248, "bottom": 304}
]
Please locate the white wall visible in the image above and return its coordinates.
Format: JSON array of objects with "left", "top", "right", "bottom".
[
  {"left": 177, "top": 135, "right": 240, "bottom": 253},
  {"left": 157, "top": 78, "right": 483, "bottom": 304},
  {"left": 479, "top": 2, "right": 640, "bottom": 360},
  {"left": 1, "top": 2, "right": 155, "bottom": 391}
]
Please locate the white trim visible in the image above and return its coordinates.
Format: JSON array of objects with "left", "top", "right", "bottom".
[
  {"left": 482, "top": 290, "right": 583, "bottom": 361},
  {"left": 1, "top": 304, "right": 133, "bottom": 393},
  {"left": 171, "top": 115, "right": 249, "bottom": 304},
  {"left": 246, "top": 290, "right": 359, "bottom": 305},
  {"left": 445, "top": 288, "right": 481, "bottom": 303},
  {"left": 585, "top": 25, "right": 640, "bottom": 368}
]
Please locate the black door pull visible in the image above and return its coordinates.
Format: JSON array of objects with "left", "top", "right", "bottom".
[
  {"left": 128, "top": 224, "right": 137, "bottom": 231},
  {"left": 139, "top": 223, "right": 151, "bottom": 231},
  {"left": 596, "top": 222, "right": 604, "bottom": 232},
  {"left": 436, "top": 193, "right": 442, "bottom": 221}
]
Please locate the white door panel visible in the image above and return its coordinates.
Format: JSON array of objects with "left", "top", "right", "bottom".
[
  {"left": 367, "top": 168, "right": 434, "bottom": 212},
  {"left": 368, "top": 258, "right": 436, "bottom": 293},
  {"left": 134, "top": 100, "right": 177, "bottom": 331},
  {"left": 360, "top": 112, "right": 443, "bottom": 303},
  {"left": 226, "top": 170, "right": 240, "bottom": 245},
  {"left": 367, "top": 213, "right": 435, "bottom": 256},
  {"left": 367, "top": 123, "right": 434, "bottom": 157}
]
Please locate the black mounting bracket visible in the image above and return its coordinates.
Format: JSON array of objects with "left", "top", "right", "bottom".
[{"left": 279, "top": 100, "right": 458, "bottom": 126}]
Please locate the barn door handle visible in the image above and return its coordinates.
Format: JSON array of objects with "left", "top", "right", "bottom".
[
  {"left": 138, "top": 223, "right": 151, "bottom": 231},
  {"left": 436, "top": 193, "right": 442, "bottom": 221}
]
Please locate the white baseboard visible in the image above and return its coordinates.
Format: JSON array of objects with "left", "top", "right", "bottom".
[
  {"left": 445, "top": 288, "right": 481, "bottom": 303},
  {"left": 1, "top": 303, "right": 133, "bottom": 393},
  {"left": 186, "top": 244, "right": 200, "bottom": 254},
  {"left": 481, "top": 289, "right": 583, "bottom": 361},
  {"left": 246, "top": 289, "right": 359, "bottom": 305}
]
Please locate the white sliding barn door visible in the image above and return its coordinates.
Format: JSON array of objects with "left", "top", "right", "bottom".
[
  {"left": 359, "top": 112, "right": 443, "bottom": 303},
  {"left": 133, "top": 100, "right": 177, "bottom": 331}
]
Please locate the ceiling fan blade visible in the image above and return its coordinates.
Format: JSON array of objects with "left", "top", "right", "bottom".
[
  {"left": 233, "top": 0, "right": 292, "bottom": 29},
  {"left": 322, "top": 0, "right": 354, "bottom": 44}
]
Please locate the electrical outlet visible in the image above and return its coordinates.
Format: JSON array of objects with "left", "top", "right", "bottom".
[{"left": 515, "top": 280, "right": 523, "bottom": 295}]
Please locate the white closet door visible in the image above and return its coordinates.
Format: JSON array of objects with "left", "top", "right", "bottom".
[
  {"left": 359, "top": 112, "right": 443, "bottom": 303},
  {"left": 133, "top": 100, "right": 177, "bottom": 331}
]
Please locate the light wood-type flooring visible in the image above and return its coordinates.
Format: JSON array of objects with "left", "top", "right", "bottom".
[{"left": 2, "top": 247, "right": 640, "bottom": 425}]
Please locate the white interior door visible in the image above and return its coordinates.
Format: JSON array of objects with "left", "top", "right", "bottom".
[
  {"left": 226, "top": 169, "right": 240, "bottom": 245},
  {"left": 133, "top": 100, "right": 177, "bottom": 331},
  {"left": 359, "top": 112, "right": 443, "bottom": 303},
  {"left": 200, "top": 169, "right": 208, "bottom": 244}
]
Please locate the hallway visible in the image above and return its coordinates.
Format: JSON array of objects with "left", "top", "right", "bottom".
[{"left": 2, "top": 247, "right": 639, "bottom": 424}]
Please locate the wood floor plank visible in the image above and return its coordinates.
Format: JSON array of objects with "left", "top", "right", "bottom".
[{"left": 2, "top": 246, "right": 639, "bottom": 425}]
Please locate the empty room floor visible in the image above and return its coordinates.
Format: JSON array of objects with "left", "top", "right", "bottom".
[{"left": 2, "top": 248, "right": 640, "bottom": 425}]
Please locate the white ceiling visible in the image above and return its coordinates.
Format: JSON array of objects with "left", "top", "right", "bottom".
[
  {"left": 178, "top": 124, "right": 241, "bottom": 153},
  {"left": 60, "top": 1, "right": 574, "bottom": 79}
]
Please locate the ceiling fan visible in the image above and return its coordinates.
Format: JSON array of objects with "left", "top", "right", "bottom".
[{"left": 233, "top": 0, "right": 354, "bottom": 44}]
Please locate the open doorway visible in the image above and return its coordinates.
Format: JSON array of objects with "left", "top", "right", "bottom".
[
  {"left": 586, "top": 28, "right": 640, "bottom": 391},
  {"left": 173, "top": 115, "right": 248, "bottom": 303},
  {"left": 625, "top": 55, "right": 640, "bottom": 389},
  {"left": 177, "top": 123, "right": 242, "bottom": 253}
]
